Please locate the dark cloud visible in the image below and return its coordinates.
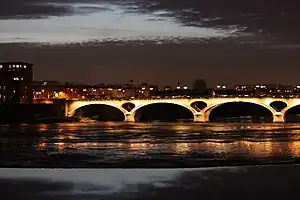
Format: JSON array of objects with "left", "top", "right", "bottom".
[
  {"left": 113, "top": 0, "right": 300, "bottom": 43},
  {"left": 0, "top": 0, "right": 70, "bottom": 19},
  {"left": 0, "top": 0, "right": 111, "bottom": 19},
  {"left": 1, "top": 0, "right": 299, "bottom": 43}
]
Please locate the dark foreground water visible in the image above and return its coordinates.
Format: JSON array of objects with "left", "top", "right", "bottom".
[
  {"left": 0, "top": 166, "right": 300, "bottom": 200},
  {"left": 1, "top": 122, "right": 300, "bottom": 167}
]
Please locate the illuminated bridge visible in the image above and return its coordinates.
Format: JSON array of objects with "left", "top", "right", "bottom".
[{"left": 65, "top": 98, "right": 300, "bottom": 123}]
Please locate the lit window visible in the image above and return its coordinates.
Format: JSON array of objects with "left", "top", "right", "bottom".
[
  {"left": 13, "top": 65, "right": 15, "bottom": 68},
  {"left": 24, "top": 65, "right": 27, "bottom": 68},
  {"left": 16, "top": 65, "right": 19, "bottom": 68},
  {"left": 0, "top": 65, "right": 2, "bottom": 69},
  {"left": 9, "top": 65, "right": 11, "bottom": 68}
]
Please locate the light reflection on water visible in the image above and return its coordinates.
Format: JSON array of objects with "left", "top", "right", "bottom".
[{"left": 1, "top": 122, "right": 300, "bottom": 167}]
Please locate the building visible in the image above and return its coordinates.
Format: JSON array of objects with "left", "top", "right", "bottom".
[
  {"left": 192, "top": 79, "right": 207, "bottom": 94},
  {"left": 0, "top": 62, "right": 33, "bottom": 104}
]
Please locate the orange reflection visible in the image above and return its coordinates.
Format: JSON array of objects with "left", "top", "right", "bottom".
[
  {"left": 59, "top": 142, "right": 124, "bottom": 150},
  {"left": 171, "top": 125, "right": 193, "bottom": 133},
  {"left": 57, "top": 123, "right": 80, "bottom": 131},
  {"left": 128, "top": 137, "right": 153, "bottom": 152},
  {"left": 37, "top": 124, "right": 49, "bottom": 131},
  {"left": 240, "top": 141, "right": 273, "bottom": 157},
  {"left": 103, "top": 121, "right": 121, "bottom": 127},
  {"left": 56, "top": 134, "right": 78, "bottom": 140},
  {"left": 174, "top": 143, "right": 190, "bottom": 154},
  {"left": 288, "top": 141, "right": 300, "bottom": 157},
  {"left": 56, "top": 142, "right": 65, "bottom": 152},
  {"left": 130, "top": 142, "right": 149, "bottom": 151},
  {"left": 39, "top": 142, "right": 46, "bottom": 149},
  {"left": 197, "top": 142, "right": 230, "bottom": 154}
]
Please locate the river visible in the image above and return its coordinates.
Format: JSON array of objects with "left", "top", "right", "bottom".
[
  {"left": 1, "top": 122, "right": 300, "bottom": 167},
  {"left": 1, "top": 122, "right": 300, "bottom": 199}
]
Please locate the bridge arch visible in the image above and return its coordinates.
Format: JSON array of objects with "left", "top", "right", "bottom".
[
  {"left": 203, "top": 101, "right": 276, "bottom": 122},
  {"left": 122, "top": 102, "right": 136, "bottom": 112},
  {"left": 68, "top": 102, "right": 127, "bottom": 121},
  {"left": 283, "top": 103, "right": 300, "bottom": 122},
  {"left": 270, "top": 101, "right": 287, "bottom": 112},
  {"left": 131, "top": 102, "right": 196, "bottom": 122},
  {"left": 190, "top": 101, "right": 208, "bottom": 112}
]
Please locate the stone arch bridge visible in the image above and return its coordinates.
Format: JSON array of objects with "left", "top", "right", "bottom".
[{"left": 65, "top": 98, "right": 300, "bottom": 123}]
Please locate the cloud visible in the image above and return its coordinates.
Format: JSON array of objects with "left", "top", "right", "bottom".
[
  {"left": 0, "top": 0, "right": 111, "bottom": 19},
  {"left": 113, "top": 0, "right": 300, "bottom": 43},
  {"left": 0, "top": 0, "right": 299, "bottom": 42},
  {"left": 0, "top": 0, "right": 70, "bottom": 19}
]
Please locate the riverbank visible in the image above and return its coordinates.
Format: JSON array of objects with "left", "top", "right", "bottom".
[
  {"left": 0, "top": 117, "right": 77, "bottom": 125},
  {"left": 0, "top": 103, "right": 71, "bottom": 124}
]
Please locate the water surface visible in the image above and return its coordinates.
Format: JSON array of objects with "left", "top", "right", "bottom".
[{"left": 1, "top": 122, "right": 300, "bottom": 167}]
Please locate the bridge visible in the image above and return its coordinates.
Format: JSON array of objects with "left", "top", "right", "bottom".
[{"left": 65, "top": 98, "right": 300, "bottom": 123}]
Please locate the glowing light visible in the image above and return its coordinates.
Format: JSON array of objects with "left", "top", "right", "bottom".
[
  {"left": 288, "top": 142, "right": 300, "bottom": 157},
  {"left": 39, "top": 142, "right": 46, "bottom": 149},
  {"left": 37, "top": 124, "right": 49, "bottom": 131},
  {"left": 174, "top": 143, "right": 190, "bottom": 154},
  {"left": 56, "top": 142, "right": 65, "bottom": 152}
]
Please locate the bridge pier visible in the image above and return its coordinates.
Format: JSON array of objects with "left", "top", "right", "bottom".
[
  {"left": 124, "top": 113, "right": 135, "bottom": 122},
  {"left": 273, "top": 112, "right": 285, "bottom": 123},
  {"left": 194, "top": 113, "right": 208, "bottom": 123}
]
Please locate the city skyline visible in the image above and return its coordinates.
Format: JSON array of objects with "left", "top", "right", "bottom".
[{"left": 1, "top": 0, "right": 300, "bottom": 86}]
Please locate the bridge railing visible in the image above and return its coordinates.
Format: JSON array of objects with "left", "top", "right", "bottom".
[{"left": 68, "top": 95, "right": 297, "bottom": 101}]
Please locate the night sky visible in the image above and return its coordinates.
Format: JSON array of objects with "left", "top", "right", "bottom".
[{"left": 0, "top": 0, "right": 299, "bottom": 87}]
